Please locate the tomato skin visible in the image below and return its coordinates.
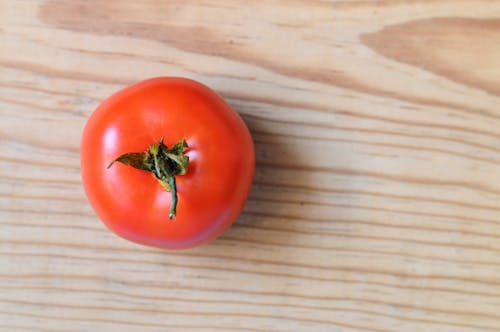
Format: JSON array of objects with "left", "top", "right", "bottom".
[{"left": 81, "top": 77, "right": 255, "bottom": 249}]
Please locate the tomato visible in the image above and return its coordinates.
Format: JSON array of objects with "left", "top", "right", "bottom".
[{"left": 80, "top": 77, "right": 255, "bottom": 249}]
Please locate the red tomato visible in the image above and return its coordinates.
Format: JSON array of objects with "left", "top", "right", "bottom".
[{"left": 81, "top": 77, "right": 255, "bottom": 249}]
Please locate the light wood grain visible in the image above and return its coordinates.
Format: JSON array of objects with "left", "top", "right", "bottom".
[{"left": 2, "top": 0, "right": 500, "bottom": 331}]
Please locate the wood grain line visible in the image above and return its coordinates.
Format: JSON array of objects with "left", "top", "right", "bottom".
[
  {"left": 3, "top": 251, "right": 500, "bottom": 302},
  {"left": 243, "top": 113, "right": 500, "bottom": 156},
  {"left": 0, "top": 308, "right": 264, "bottom": 332},
  {"left": 0, "top": 291, "right": 491, "bottom": 332},
  {"left": 1, "top": 276, "right": 498, "bottom": 328},
  {"left": 3, "top": 242, "right": 500, "bottom": 290}
]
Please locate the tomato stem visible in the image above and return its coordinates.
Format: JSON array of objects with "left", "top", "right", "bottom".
[
  {"left": 168, "top": 175, "right": 177, "bottom": 219},
  {"left": 108, "top": 138, "right": 189, "bottom": 220}
]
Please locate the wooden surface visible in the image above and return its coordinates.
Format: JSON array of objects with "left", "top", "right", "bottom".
[{"left": 1, "top": 1, "right": 500, "bottom": 331}]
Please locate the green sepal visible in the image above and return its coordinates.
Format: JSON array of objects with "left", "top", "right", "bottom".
[
  {"left": 108, "top": 137, "right": 189, "bottom": 219},
  {"left": 107, "top": 152, "right": 153, "bottom": 171}
]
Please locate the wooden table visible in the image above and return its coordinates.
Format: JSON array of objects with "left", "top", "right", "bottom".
[{"left": 2, "top": 1, "right": 500, "bottom": 331}]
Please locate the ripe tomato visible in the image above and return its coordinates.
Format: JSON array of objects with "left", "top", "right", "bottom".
[{"left": 81, "top": 77, "right": 255, "bottom": 249}]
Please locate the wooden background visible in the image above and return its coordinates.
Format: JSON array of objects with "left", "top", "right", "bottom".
[{"left": 1, "top": 0, "right": 500, "bottom": 331}]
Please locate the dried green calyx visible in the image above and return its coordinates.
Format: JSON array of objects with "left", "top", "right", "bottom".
[{"left": 107, "top": 138, "right": 189, "bottom": 219}]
